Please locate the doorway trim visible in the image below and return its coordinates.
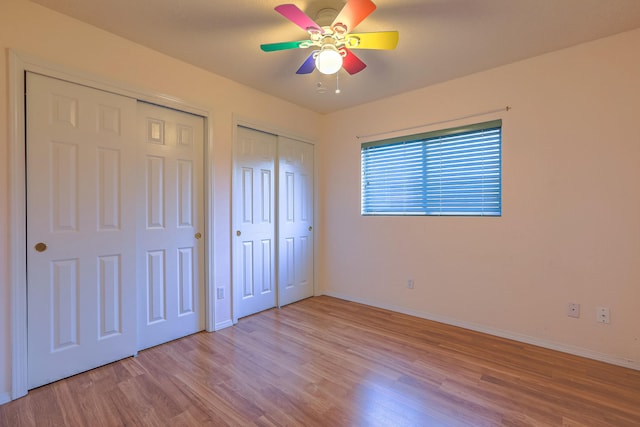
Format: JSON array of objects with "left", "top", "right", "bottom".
[
  {"left": 230, "top": 115, "right": 318, "bottom": 324},
  {"left": 8, "top": 50, "right": 216, "bottom": 400}
]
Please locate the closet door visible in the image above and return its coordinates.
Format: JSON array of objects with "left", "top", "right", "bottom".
[
  {"left": 136, "top": 102, "right": 205, "bottom": 350},
  {"left": 278, "top": 137, "right": 315, "bottom": 306},
  {"left": 26, "top": 72, "right": 137, "bottom": 388},
  {"left": 232, "top": 126, "right": 277, "bottom": 319}
]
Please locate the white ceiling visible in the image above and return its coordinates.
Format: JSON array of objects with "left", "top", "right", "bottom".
[{"left": 32, "top": 0, "right": 640, "bottom": 114}]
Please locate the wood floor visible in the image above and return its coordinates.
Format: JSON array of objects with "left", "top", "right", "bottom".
[{"left": 2, "top": 296, "right": 639, "bottom": 426}]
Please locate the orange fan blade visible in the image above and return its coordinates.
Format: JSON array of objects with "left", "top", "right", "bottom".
[
  {"left": 346, "top": 31, "right": 399, "bottom": 50},
  {"left": 332, "top": 0, "right": 376, "bottom": 32}
]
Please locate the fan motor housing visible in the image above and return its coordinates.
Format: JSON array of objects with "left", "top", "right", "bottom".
[{"left": 314, "top": 7, "right": 339, "bottom": 27}]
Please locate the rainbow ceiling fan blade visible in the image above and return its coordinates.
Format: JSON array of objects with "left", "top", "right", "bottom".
[
  {"left": 332, "top": 0, "right": 376, "bottom": 32},
  {"left": 260, "top": 40, "right": 308, "bottom": 52},
  {"left": 296, "top": 52, "right": 318, "bottom": 74},
  {"left": 346, "top": 31, "right": 399, "bottom": 50},
  {"left": 342, "top": 49, "right": 367, "bottom": 75},
  {"left": 275, "top": 4, "right": 324, "bottom": 34}
]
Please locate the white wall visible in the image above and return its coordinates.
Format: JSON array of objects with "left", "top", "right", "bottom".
[
  {"left": 319, "top": 28, "right": 640, "bottom": 368},
  {"left": 0, "top": 0, "right": 320, "bottom": 402}
]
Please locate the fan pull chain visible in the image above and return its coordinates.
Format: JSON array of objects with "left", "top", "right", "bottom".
[{"left": 335, "top": 72, "right": 341, "bottom": 94}]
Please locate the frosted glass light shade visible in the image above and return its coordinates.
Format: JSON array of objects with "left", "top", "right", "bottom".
[{"left": 315, "top": 47, "right": 343, "bottom": 74}]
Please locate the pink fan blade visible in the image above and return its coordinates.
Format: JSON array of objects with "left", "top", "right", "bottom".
[
  {"left": 275, "top": 4, "right": 323, "bottom": 34},
  {"left": 296, "top": 52, "right": 317, "bottom": 74},
  {"left": 342, "top": 49, "right": 367, "bottom": 75},
  {"left": 332, "top": 0, "right": 376, "bottom": 32}
]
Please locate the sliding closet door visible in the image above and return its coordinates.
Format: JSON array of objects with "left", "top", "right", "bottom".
[
  {"left": 26, "top": 72, "right": 138, "bottom": 389},
  {"left": 26, "top": 74, "right": 207, "bottom": 389},
  {"left": 136, "top": 102, "right": 205, "bottom": 350},
  {"left": 232, "top": 126, "right": 277, "bottom": 319},
  {"left": 278, "top": 137, "right": 315, "bottom": 306}
]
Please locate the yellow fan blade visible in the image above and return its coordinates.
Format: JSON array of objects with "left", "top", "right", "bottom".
[{"left": 346, "top": 31, "right": 399, "bottom": 50}]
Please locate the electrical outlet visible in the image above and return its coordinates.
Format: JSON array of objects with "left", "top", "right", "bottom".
[
  {"left": 596, "top": 306, "right": 610, "bottom": 324},
  {"left": 217, "top": 287, "right": 224, "bottom": 300},
  {"left": 407, "top": 279, "right": 414, "bottom": 289},
  {"left": 567, "top": 303, "right": 580, "bottom": 318}
]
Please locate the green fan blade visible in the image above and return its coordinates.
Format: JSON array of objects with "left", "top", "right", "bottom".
[
  {"left": 260, "top": 40, "right": 307, "bottom": 52},
  {"left": 346, "top": 31, "right": 399, "bottom": 50}
]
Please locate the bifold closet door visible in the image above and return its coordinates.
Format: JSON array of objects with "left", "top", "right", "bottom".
[
  {"left": 26, "top": 72, "right": 138, "bottom": 389},
  {"left": 136, "top": 102, "right": 205, "bottom": 350}
]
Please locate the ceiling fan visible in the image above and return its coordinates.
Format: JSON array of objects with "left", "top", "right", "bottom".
[{"left": 260, "top": 0, "right": 399, "bottom": 75}]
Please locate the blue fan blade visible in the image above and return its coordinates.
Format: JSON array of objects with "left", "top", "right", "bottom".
[{"left": 296, "top": 52, "right": 317, "bottom": 74}]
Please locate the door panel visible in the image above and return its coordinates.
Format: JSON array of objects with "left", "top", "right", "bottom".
[
  {"left": 136, "top": 102, "right": 205, "bottom": 350},
  {"left": 233, "top": 127, "right": 277, "bottom": 319},
  {"left": 278, "top": 137, "right": 315, "bottom": 306},
  {"left": 27, "top": 72, "right": 137, "bottom": 389}
]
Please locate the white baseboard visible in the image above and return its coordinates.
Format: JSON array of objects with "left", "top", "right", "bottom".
[
  {"left": 322, "top": 290, "right": 639, "bottom": 371},
  {"left": 214, "top": 320, "right": 233, "bottom": 331},
  {"left": 0, "top": 391, "right": 11, "bottom": 405}
]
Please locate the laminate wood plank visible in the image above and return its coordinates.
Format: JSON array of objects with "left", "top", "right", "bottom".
[{"left": 2, "top": 296, "right": 639, "bottom": 426}]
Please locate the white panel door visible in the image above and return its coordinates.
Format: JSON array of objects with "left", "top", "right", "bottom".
[
  {"left": 26, "top": 72, "right": 137, "bottom": 389},
  {"left": 233, "top": 126, "right": 277, "bottom": 319},
  {"left": 278, "top": 137, "right": 315, "bottom": 306},
  {"left": 136, "top": 102, "right": 205, "bottom": 350}
]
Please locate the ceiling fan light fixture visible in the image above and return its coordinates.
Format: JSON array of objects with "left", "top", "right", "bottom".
[
  {"left": 264, "top": 1, "right": 397, "bottom": 77},
  {"left": 315, "top": 45, "right": 343, "bottom": 75}
]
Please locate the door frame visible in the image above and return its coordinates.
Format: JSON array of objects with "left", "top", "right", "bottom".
[
  {"left": 231, "top": 115, "right": 318, "bottom": 324},
  {"left": 8, "top": 50, "right": 216, "bottom": 400}
]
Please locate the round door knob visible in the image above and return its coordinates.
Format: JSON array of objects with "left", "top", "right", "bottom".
[
  {"left": 35, "top": 242, "right": 47, "bottom": 252},
  {"left": 195, "top": 232, "right": 202, "bottom": 239},
  {"left": 236, "top": 230, "right": 241, "bottom": 236},
  {"left": 308, "top": 226, "right": 313, "bottom": 231}
]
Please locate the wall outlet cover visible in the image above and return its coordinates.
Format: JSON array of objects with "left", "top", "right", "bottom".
[
  {"left": 567, "top": 303, "right": 580, "bottom": 318},
  {"left": 596, "top": 306, "right": 610, "bottom": 324}
]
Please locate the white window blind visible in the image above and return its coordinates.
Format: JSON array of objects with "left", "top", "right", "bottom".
[{"left": 361, "top": 120, "right": 502, "bottom": 216}]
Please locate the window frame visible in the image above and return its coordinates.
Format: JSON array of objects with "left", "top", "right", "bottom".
[{"left": 361, "top": 119, "right": 502, "bottom": 217}]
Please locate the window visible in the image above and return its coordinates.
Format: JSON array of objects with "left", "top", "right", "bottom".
[{"left": 361, "top": 120, "right": 502, "bottom": 216}]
